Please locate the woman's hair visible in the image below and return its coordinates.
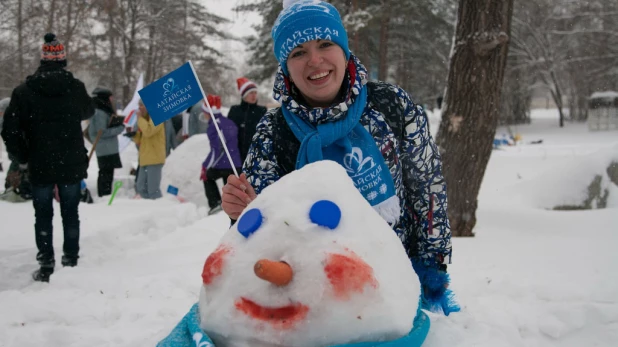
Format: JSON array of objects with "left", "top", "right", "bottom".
[{"left": 137, "top": 100, "right": 150, "bottom": 121}]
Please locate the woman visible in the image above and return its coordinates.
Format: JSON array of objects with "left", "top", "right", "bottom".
[
  {"left": 222, "top": 0, "right": 457, "bottom": 315},
  {"left": 88, "top": 87, "right": 124, "bottom": 197},
  {"left": 133, "top": 100, "right": 165, "bottom": 199}
]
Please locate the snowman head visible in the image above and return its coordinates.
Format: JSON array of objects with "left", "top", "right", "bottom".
[{"left": 199, "top": 161, "right": 419, "bottom": 347}]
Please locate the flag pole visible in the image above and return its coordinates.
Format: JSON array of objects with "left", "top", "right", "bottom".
[{"left": 188, "top": 60, "right": 239, "bottom": 178}]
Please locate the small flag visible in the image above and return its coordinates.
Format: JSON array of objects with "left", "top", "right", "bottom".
[
  {"left": 119, "top": 73, "right": 144, "bottom": 152},
  {"left": 138, "top": 61, "right": 205, "bottom": 126},
  {"left": 123, "top": 109, "right": 138, "bottom": 128},
  {"left": 167, "top": 185, "right": 179, "bottom": 196}
]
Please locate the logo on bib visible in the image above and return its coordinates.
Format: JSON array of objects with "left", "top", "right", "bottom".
[{"left": 343, "top": 147, "right": 385, "bottom": 200}]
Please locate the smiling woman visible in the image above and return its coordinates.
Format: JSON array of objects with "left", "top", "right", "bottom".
[
  {"left": 221, "top": 0, "right": 458, "bottom": 324},
  {"left": 287, "top": 40, "right": 348, "bottom": 107}
]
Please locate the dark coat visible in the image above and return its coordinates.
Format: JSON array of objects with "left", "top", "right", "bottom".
[
  {"left": 227, "top": 101, "right": 267, "bottom": 162},
  {"left": 1, "top": 62, "right": 95, "bottom": 185}
]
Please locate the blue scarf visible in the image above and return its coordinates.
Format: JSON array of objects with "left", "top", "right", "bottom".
[
  {"left": 157, "top": 303, "right": 430, "bottom": 347},
  {"left": 281, "top": 84, "right": 400, "bottom": 224}
]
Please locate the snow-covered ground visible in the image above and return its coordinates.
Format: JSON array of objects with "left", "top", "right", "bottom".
[{"left": 1, "top": 109, "right": 617, "bottom": 346}]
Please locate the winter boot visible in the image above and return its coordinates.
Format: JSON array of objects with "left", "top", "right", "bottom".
[
  {"left": 32, "top": 266, "right": 54, "bottom": 283},
  {"left": 80, "top": 187, "right": 93, "bottom": 204},
  {"left": 61, "top": 255, "right": 78, "bottom": 267},
  {"left": 208, "top": 204, "right": 223, "bottom": 216}
]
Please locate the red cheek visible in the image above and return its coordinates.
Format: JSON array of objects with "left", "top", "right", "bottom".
[
  {"left": 324, "top": 250, "right": 378, "bottom": 300},
  {"left": 202, "top": 245, "right": 232, "bottom": 285}
]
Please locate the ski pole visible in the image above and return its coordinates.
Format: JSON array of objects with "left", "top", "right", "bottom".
[{"left": 88, "top": 129, "right": 103, "bottom": 163}]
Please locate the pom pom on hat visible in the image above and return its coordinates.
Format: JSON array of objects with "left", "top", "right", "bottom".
[
  {"left": 41, "top": 33, "right": 66, "bottom": 66},
  {"left": 44, "top": 33, "right": 57, "bottom": 43},
  {"left": 236, "top": 77, "right": 258, "bottom": 99}
]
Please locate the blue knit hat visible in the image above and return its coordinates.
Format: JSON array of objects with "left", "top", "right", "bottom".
[{"left": 271, "top": 0, "right": 350, "bottom": 76}]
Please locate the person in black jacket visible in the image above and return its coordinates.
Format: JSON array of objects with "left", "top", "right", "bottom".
[
  {"left": 1, "top": 33, "right": 95, "bottom": 282},
  {"left": 227, "top": 77, "right": 267, "bottom": 163}
]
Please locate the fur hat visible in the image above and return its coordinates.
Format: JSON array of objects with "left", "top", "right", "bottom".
[{"left": 92, "top": 87, "right": 113, "bottom": 98}]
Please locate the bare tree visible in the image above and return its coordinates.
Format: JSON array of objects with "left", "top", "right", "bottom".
[
  {"left": 436, "top": 0, "right": 514, "bottom": 237},
  {"left": 377, "top": 0, "right": 391, "bottom": 81}
]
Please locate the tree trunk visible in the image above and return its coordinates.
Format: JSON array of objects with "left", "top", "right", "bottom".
[
  {"left": 65, "top": 0, "right": 73, "bottom": 59},
  {"left": 549, "top": 70, "right": 565, "bottom": 127},
  {"left": 351, "top": 0, "right": 358, "bottom": 52},
  {"left": 145, "top": 24, "right": 156, "bottom": 84},
  {"left": 122, "top": 1, "right": 138, "bottom": 105},
  {"left": 436, "top": 0, "right": 514, "bottom": 237},
  {"left": 378, "top": 0, "right": 390, "bottom": 81},
  {"left": 17, "top": 0, "right": 23, "bottom": 81},
  {"left": 47, "top": 0, "right": 56, "bottom": 33},
  {"left": 107, "top": 1, "right": 117, "bottom": 96}
]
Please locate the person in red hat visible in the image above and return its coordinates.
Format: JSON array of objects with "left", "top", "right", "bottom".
[
  {"left": 200, "top": 94, "right": 242, "bottom": 215},
  {"left": 228, "top": 77, "right": 267, "bottom": 163}
]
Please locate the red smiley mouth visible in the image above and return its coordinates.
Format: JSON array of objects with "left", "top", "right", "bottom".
[{"left": 235, "top": 297, "right": 309, "bottom": 329}]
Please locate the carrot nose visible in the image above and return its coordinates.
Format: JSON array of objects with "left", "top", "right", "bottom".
[{"left": 254, "top": 259, "right": 293, "bottom": 286}]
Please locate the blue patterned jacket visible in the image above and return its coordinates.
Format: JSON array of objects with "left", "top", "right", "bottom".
[{"left": 242, "top": 55, "right": 452, "bottom": 268}]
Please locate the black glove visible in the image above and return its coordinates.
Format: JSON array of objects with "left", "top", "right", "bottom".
[
  {"left": 123, "top": 131, "right": 137, "bottom": 138},
  {"left": 108, "top": 116, "right": 125, "bottom": 128}
]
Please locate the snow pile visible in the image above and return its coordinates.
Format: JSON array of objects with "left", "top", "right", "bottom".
[
  {"left": 200, "top": 161, "right": 419, "bottom": 346},
  {"left": 161, "top": 134, "right": 211, "bottom": 206},
  {"left": 1, "top": 109, "right": 617, "bottom": 347},
  {"left": 500, "top": 144, "right": 618, "bottom": 209}
]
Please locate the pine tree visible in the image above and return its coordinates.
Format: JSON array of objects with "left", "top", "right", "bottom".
[{"left": 234, "top": 0, "right": 282, "bottom": 83}]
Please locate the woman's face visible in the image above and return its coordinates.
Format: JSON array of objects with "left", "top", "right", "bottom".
[{"left": 286, "top": 40, "right": 347, "bottom": 108}]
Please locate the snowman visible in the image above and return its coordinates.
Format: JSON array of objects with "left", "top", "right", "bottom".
[{"left": 158, "top": 161, "right": 430, "bottom": 347}]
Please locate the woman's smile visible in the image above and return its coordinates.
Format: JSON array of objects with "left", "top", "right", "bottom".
[{"left": 287, "top": 40, "right": 347, "bottom": 108}]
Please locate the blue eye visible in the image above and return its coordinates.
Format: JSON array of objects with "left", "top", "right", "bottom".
[
  {"left": 238, "top": 208, "right": 263, "bottom": 238},
  {"left": 309, "top": 200, "right": 341, "bottom": 230}
]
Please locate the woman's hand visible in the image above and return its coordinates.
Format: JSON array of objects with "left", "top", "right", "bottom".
[{"left": 222, "top": 173, "right": 257, "bottom": 220}]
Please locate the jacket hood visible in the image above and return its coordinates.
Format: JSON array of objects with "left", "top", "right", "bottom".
[{"left": 25, "top": 62, "right": 78, "bottom": 97}]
